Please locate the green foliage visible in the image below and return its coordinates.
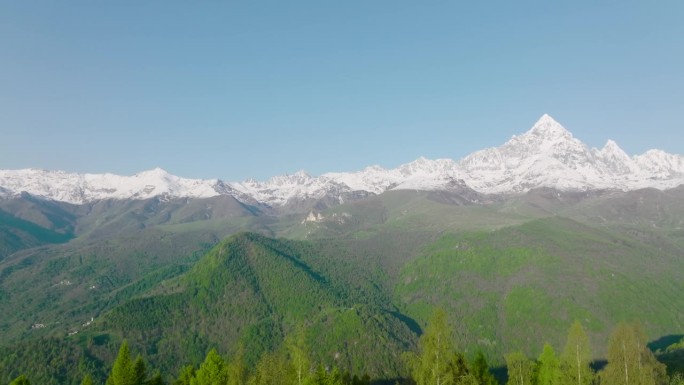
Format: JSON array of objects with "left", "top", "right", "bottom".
[
  {"left": 505, "top": 351, "right": 535, "bottom": 385},
  {"left": 247, "top": 351, "right": 288, "bottom": 385},
  {"left": 536, "top": 344, "right": 561, "bottom": 385},
  {"left": 406, "top": 308, "right": 461, "bottom": 385},
  {"left": 191, "top": 349, "right": 227, "bottom": 385},
  {"left": 226, "top": 345, "right": 247, "bottom": 385},
  {"left": 173, "top": 366, "right": 195, "bottom": 385},
  {"left": 670, "top": 373, "right": 684, "bottom": 385},
  {"left": 472, "top": 351, "right": 497, "bottom": 385},
  {"left": 286, "top": 327, "right": 311, "bottom": 385},
  {"left": 0, "top": 337, "right": 102, "bottom": 385},
  {"left": 103, "top": 341, "right": 157, "bottom": 385},
  {"left": 2, "top": 315, "right": 684, "bottom": 385},
  {"left": 95, "top": 233, "right": 416, "bottom": 378},
  {"left": 308, "top": 366, "right": 345, "bottom": 385},
  {"left": 601, "top": 323, "right": 667, "bottom": 385},
  {"left": 107, "top": 341, "right": 135, "bottom": 385},
  {"left": 0, "top": 208, "right": 73, "bottom": 258},
  {"left": 394, "top": 215, "right": 684, "bottom": 363},
  {"left": 9, "top": 375, "right": 32, "bottom": 385},
  {"left": 666, "top": 337, "right": 684, "bottom": 353},
  {"left": 559, "top": 322, "right": 592, "bottom": 385},
  {"left": 3, "top": 187, "right": 684, "bottom": 384}
]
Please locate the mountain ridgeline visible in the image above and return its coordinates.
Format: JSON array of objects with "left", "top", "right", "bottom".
[
  {"left": 2, "top": 115, "right": 684, "bottom": 208},
  {"left": 1, "top": 115, "right": 684, "bottom": 384}
]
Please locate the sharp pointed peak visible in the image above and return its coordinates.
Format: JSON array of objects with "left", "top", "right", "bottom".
[
  {"left": 602, "top": 139, "right": 621, "bottom": 149},
  {"left": 536, "top": 113, "right": 557, "bottom": 124},
  {"left": 526, "top": 114, "right": 573, "bottom": 139}
]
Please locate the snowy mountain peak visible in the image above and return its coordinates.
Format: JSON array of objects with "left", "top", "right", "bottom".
[
  {"left": 600, "top": 140, "right": 629, "bottom": 159},
  {"left": 2, "top": 114, "right": 684, "bottom": 206},
  {"left": 136, "top": 167, "right": 170, "bottom": 177},
  {"left": 526, "top": 114, "right": 573, "bottom": 141},
  {"left": 602, "top": 139, "right": 619, "bottom": 150}
]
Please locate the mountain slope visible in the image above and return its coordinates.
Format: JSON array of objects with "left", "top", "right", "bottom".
[
  {"left": 395, "top": 216, "right": 684, "bottom": 362},
  {"left": 97, "top": 233, "right": 417, "bottom": 377},
  {"left": 0, "top": 208, "right": 73, "bottom": 259}
]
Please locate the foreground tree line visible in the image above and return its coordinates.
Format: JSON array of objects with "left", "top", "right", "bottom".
[{"left": 5, "top": 310, "right": 683, "bottom": 385}]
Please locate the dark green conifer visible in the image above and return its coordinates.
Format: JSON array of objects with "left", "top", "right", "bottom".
[
  {"left": 107, "top": 341, "right": 135, "bottom": 385},
  {"left": 472, "top": 351, "right": 498, "bottom": 385}
]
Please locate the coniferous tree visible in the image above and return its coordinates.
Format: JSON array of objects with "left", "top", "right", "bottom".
[
  {"left": 192, "top": 349, "right": 228, "bottom": 385},
  {"left": 560, "top": 321, "right": 593, "bottom": 385},
  {"left": 447, "top": 352, "right": 470, "bottom": 382},
  {"left": 133, "top": 356, "right": 147, "bottom": 385},
  {"left": 107, "top": 341, "right": 136, "bottom": 385},
  {"left": 537, "top": 344, "right": 561, "bottom": 385},
  {"left": 146, "top": 372, "right": 165, "bottom": 385},
  {"left": 472, "top": 351, "right": 497, "bottom": 385},
  {"left": 173, "top": 365, "right": 195, "bottom": 385},
  {"left": 505, "top": 351, "right": 536, "bottom": 385}
]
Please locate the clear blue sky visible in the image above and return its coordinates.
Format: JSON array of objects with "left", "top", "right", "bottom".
[{"left": 1, "top": 1, "right": 682, "bottom": 181}]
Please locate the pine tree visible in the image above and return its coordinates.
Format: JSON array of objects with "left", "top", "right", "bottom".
[
  {"left": 537, "top": 344, "right": 561, "bottom": 385},
  {"left": 146, "top": 372, "right": 165, "bottom": 385},
  {"left": 472, "top": 351, "right": 497, "bottom": 385},
  {"left": 560, "top": 321, "right": 593, "bottom": 385},
  {"left": 192, "top": 349, "right": 228, "bottom": 385},
  {"left": 173, "top": 365, "right": 195, "bottom": 385},
  {"left": 133, "top": 355, "right": 147, "bottom": 385},
  {"left": 107, "top": 341, "right": 136, "bottom": 385}
]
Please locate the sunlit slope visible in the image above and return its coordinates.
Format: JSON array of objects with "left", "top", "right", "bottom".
[
  {"left": 395, "top": 216, "right": 684, "bottom": 362},
  {"left": 99, "top": 233, "right": 417, "bottom": 377}
]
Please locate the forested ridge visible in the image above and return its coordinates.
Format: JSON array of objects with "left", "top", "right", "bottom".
[
  {"left": 2, "top": 310, "right": 683, "bottom": 385},
  {"left": 3, "top": 190, "right": 684, "bottom": 385}
]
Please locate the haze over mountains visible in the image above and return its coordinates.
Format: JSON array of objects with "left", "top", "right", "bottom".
[{"left": 2, "top": 114, "right": 683, "bottom": 208}]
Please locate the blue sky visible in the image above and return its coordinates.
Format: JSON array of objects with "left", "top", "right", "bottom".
[{"left": 1, "top": 1, "right": 682, "bottom": 181}]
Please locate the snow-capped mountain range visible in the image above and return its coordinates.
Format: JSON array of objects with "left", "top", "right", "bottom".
[{"left": 2, "top": 114, "right": 683, "bottom": 207}]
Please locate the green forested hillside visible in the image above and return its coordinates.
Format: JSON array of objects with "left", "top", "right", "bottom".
[
  {"left": 395, "top": 216, "right": 684, "bottom": 361},
  {"left": 0, "top": 208, "right": 73, "bottom": 259},
  {"left": 100, "top": 233, "right": 416, "bottom": 377},
  {"left": 1, "top": 189, "right": 683, "bottom": 384}
]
